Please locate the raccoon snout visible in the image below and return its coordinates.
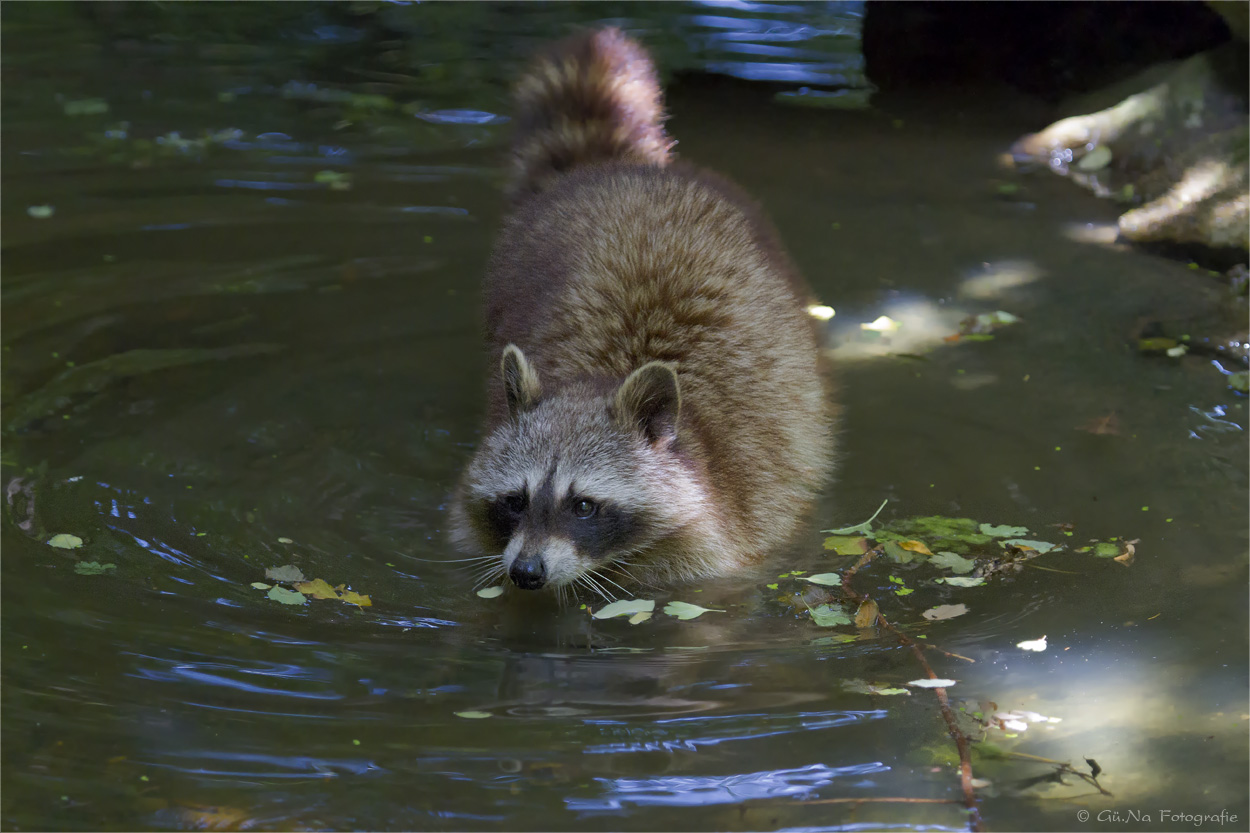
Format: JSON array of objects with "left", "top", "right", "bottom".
[{"left": 509, "top": 554, "right": 547, "bottom": 590}]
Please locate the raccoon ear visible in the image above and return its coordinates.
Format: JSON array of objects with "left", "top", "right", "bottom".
[
  {"left": 615, "top": 362, "right": 680, "bottom": 445},
  {"left": 501, "top": 344, "right": 541, "bottom": 418}
]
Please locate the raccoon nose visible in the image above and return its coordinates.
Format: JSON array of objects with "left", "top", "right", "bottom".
[{"left": 509, "top": 554, "right": 547, "bottom": 590}]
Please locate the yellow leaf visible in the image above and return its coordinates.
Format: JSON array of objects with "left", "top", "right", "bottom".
[
  {"left": 898, "top": 540, "right": 933, "bottom": 555},
  {"left": 854, "top": 599, "right": 879, "bottom": 628},
  {"left": 294, "top": 578, "right": 339, "bottom": 600},
  {"left": 339, "top": 590, "right": 372, "bottom": 607}
]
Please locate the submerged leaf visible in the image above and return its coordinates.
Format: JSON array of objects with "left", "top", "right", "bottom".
[
  {"left": 799, "top": 572, "right": 843, "bottom": 586},
  {"left": 591, "top": 599, "right": 655, "bottom": 620},
  {"left": 628, "top": 611, "right": 653, "bottom": 625},
  {"left": 663, "top": 601, "right": 723, "bottom": 620},
  {"left": 48, "top": 533, "right": 84, "bottom": 549}
]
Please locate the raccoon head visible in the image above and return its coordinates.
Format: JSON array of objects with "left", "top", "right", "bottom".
[{"left": 455, "top": 344, "right": 700, "bottom": 593}]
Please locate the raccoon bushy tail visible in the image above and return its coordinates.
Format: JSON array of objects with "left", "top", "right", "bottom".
[{"left": 508, "top": 27, "right": 674, "bottom": 199}]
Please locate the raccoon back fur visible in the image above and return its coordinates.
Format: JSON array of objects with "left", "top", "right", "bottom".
[{"left": 449, "top": 28, "right": 836, "bottom": 595}]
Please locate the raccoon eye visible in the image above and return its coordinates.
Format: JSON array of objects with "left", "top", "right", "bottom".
[
  {"left": 502, "top": 492, "right": 528, "bottom": 515},
  {"left": 572, "top": 498, "right": 597, "bottom": 519}
]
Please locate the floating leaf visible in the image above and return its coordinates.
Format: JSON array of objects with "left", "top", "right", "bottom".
[
  {"left": 265, "top": 564, "right": 306, "bottom": 583},
  {"left": 808, "top": 603, "right": 852, "bottom": 627},
  {"left": 1002, "top": 538, "right": 1057, "bottom": 554},
  {"left": 854, "top": 599, "right": 880, "bottom": 628},
  {"left": 337, "top": 587, "right": 372, "bottom": 607},
  {"left": 74, "top": 561, "right": 115, "bottom": 575},
  {"left": 250, "top": 582, "right": 271, "bottom": 590},
  {"left": 663, "top": 601, "right": 723, "bottom": 620},
  {"left": 476, "top": 586, "right": 504, "bottom": 599},
  {"left": 266, "top": 586, "right": 307, "bottom": 605},
  {"left": 1016, "top": 636, "right": 1048, "bottom": 652},
  {"left": 27, "top": 205, "right": 55, "bottom": 220},
  {"left": 293, "top": 578, "right": 339, "bottom": 600},
  {"left": 628, "top": 611, "right": 653, "bottom": 625},
  {"left": 898, "top": 540, "right": 933, "bottom": 555},
  {"left": 935, "top": 576, "right": 986, "bottom": 587},
  {"left": 810, "top": 634, "right": 857, "bottom": 645},
  {"left": 879, "top": 516, "right": 992, "bottom": 553},
  {"left": 48, "top": 533, "right": 84, "bottom": 549},
  {"left": 842, "top": 679, "right": 910, "bottom": 696},
  {"left": 799, "top": 572, "right": 842, "bottom": 586},
  {"left": 979, "top": 523, "right": 1029, "bottom": 538},
  {"left": 908, "top": 678, "right": 957, "bottom": 688},
  {"left": 930, "top": 551, "right": 976, "bottom": 573},
  {"left": 822, "top": 535, "right": 867, "bottom": 555},
  {"left": 277, "top": 537, "right": 293, "bottom": 544},
  {"left": 1113, "top": 540, "right": 1138, "bottom": 566},
  {"left": 822, "top": 499, "right": 889, "bottom": 535},
  {"left": 923, "top": 604, "right": 968, "bottom": 621},
  {"left": 1091, "top": 542, "right": 1121, "bottom": 558},
  {"left": 591, "top": 599, "right": 655, "bottom": 620},
  {"left": 63, "top": 97, "right": 110, "bottom": 116},
  {"left": 766, "top": 582, "right": 779, "bottom": 590},
  {"left": 454, "top": 711, "right": 491, "bottom": 719}
]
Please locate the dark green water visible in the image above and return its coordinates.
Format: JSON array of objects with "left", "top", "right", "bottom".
[{"left": 3, "top": 6, "right": 1247, "bottom": 832}]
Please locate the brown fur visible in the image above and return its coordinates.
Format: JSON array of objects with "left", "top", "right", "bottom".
[{"left": 449, "top": 29, "right": 836, "bottom": 592}]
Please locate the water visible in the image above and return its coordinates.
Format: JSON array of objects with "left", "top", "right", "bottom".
[{"left": 3, "top": 6, "right": 1247, "bottom": 831}]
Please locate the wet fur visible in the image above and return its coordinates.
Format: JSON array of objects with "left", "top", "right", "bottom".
[{"left": 449, "top": 28, "right": 836, "bottom": 592}]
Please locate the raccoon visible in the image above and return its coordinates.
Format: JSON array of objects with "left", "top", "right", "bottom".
[{"left": 449, "top": 27, "right": 836, "bottom": 596}]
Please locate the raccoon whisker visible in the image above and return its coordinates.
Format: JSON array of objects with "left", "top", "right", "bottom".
[
  {"left": 591, "top": 569, "right": 630, "bottom": 597},
  {"left": 576, "top": 574, "right": 614, "bottom": 603},
  {"left": 410, "top": 555, "right": 500, "bottom": 564},
  {"left": 471, "top": 565, "right": 507, "bottom": 589},
  {"left": 578, "top": 572, "right": 613, "bottom": 602}
]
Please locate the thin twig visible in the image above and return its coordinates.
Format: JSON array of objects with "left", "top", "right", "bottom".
[{"left": 839, "top": 546, "right": 984, "bottom": 832}]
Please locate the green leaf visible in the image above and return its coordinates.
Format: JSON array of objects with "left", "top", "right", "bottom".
[
  {"left": 935, "top": 576, "right": 985, "bottom": 587},
  {"left": 48, "top": 533, "right": 84, "bottom": 549},
  {"left": 454, "top": 711, "right": 491, "bottom": 719},
  {"left": 1091, "top": 542, "right": 1121, "bottom": 558},
  {"left": 894, "top": 587, "right": 914, "bottom": 596},
  {"left": 821, "top": 499, "right": 889, "bottom": 535},
  {"left": 808, "top": 603, "right": 852, "bottom": 627},
  {"left": 73, "top": 561, "right": 116, "bottom": 575},
  {"left": 266, "top": 586, "right": 307, "bottom": 605},
  {"left": 628, "top": 611, "right": 653, "bottom": 625},
  {"left": 822, "top": 535, "right": 866, "bottom": 555},
  {"left": 799, "top": 572, "right": 842, "bottom": 586},
  {"left": 930, "top": 551, "right": 976, "bottom": 574},
  {"left": 766, "top": 583, "right": 779, "bottom": 590},
  {"left": 591, "top": 599, "right": 655, "bottom": 620},
  {"left": 476, "top": 586, "right": 504, "bottom": 599},
  {"left": 1003, "top": 538, "right": 1058, "bottom": 554},
  {"left": 979, "top": 523, "right": 1029, "bottom": 538},
  {"left": 663, "top": 601, "right": 723, "bottom": 620},
  {"left": 250, "top": 582, "right": 271, "bottom": 590}
]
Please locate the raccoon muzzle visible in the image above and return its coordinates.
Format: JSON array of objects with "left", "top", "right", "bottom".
[{"left": 509, "top": 553, "right": 547, "bottom": 590}]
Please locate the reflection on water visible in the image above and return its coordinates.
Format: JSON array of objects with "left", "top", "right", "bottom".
[{"left": 2, "top": 2, "right": 1247, "bottom": 831}]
